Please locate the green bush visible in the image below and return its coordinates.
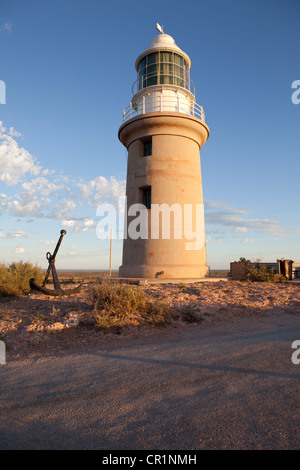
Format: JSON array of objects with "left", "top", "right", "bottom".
[
  {"left": 235, "top": 257, "right": 286, "bottom": 283},
  {"left": 87, "top": 281, "right": 174, "bottom": 328},
  {"left": 246, "top": 264, "right": 286, "bottom": 283},
  {"left": 0, "top": 261, "right": 44, "bottom": 297}
]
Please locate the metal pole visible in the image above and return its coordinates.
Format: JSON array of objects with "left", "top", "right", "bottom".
[{"left": 109, "top": 229, "right": 112, "bottom": 277}]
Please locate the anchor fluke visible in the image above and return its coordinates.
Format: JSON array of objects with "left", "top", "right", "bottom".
[{"left": 29, "top": 278, "right": 81, "bottom": 297}]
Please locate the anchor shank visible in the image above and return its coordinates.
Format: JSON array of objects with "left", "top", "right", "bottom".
[
  {"left": 52, "top": 229, "right": 67, "bottom": 260},
  {"left": 42, "top": 260, "right": 52, "bottom": 287},
  {"left": 49, "top": 259, "right": 62, "bottom": 291}
]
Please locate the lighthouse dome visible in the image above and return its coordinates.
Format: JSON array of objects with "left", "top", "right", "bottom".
[
  {"left": 135, "top": 32, "right": 191, "bottom": 71},
  {"left": 148, "top": 33, "right": 179, "bottom": 50}
]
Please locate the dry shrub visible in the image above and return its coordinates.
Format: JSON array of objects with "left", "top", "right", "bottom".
[
  {"left": 0, "top": 261, "right": 44, "bottom": 297},
  {"left": 145, "top": 298, "right": 174, "bottom": 325},
  {"left": 236, "top": 258, "right": 286, "bottom": 283},
  {"left": 174, "top": 304, "right": 204, "bottom": 323},
  {"left": 246, "top": 264, "right": 286, "bottom": 283},
  {"left": 87, "top": 281, "right": 174, "bottom": 328}
]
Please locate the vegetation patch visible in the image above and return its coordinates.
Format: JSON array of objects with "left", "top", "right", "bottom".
[
  {"left": 87, "top": 281, "right": 174, "bottom": 329},
  {"left": 175, "top": 304, "right": 204, "bottom": 323},
  {"left": 238, "top": 258, "right": 286, "bottom": 283},
  {"left": 0, "top": 261, "right": 44, "bottom": 297}
]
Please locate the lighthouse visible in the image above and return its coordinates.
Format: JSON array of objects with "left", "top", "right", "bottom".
[{"left": 118, "top": 25, "right": 210, "bottom": 279}]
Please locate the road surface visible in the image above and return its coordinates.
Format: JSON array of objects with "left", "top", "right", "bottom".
[{"left": 0, "top": 314, "right": 300, "bottom": 449}]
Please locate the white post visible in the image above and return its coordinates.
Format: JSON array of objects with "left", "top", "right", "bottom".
[
  {"left": 109, "top": 229, "right": 112, "bottom": 277},
  {"left": 200, "top": 106, "right": 205, "bottom": 122}
]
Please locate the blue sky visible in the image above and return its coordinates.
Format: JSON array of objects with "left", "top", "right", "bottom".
[{"left": 0, "top": 0, "right": 299, "bottom": 270}]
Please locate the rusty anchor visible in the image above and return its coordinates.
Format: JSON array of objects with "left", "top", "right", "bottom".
[{"left": 29, "top": 230, "right": 81, "bottom": 296}]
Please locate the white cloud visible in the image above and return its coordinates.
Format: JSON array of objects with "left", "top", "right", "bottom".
[
  {"left": 62, "top": 219, "right": 76, "bottom": 228},
  {"left": 205, "top": 200, "right": 293, "bottom": 237},
  {"left": 72, "top": 218, "right": 95, "bottom": 233},
  {"left": 2, "top": 174, "right": 67, "bottom": 218},
  {"left": 0, "top": 22, "right": 13, "bottom": 34},
  {"left": 45, "top": 239, "right": 55, "bottom": 246},
  {"left": 50, "top": 199, "right": 76, "bottom": 219},
  {"left": 83, "top": 218, "right": 94, "bottom": 230},
  {"left": 62, "top": 218, "right": 95, "bottom": 233},
  {"left": 206, "top": 235, "right": 221, "bottom": 244},
  {"left": 10, "top": 230, "right": 26, "bottom": 238},
  {"left": 76, "top": 176, "right": 125, "bottom": 207},
  {"left": 14, "top": 246, "right": 25, "bottom": 254},
  {"left": 0, "top": 193, "right": 9, "bottom": 215},
  {"left": 205, "top": 200, "right": 251, "bottom": 214},
  {"left": 0, "top": 230, "right": 27, "bottom": 239},
  {"left": 9, "top": 196, "right": 47, "bottom": 217},
  {"left": 0, "top": 122, "right": 41, "bottom": 185},
  {"left": 21, "top": 176, "right": 64, "bottom": 197},
  {"left": 0, "top": 121, "right": 125, "bottom": 228},
  {"left": 8, "top": 127, "right": 22, "bottom": 138}
]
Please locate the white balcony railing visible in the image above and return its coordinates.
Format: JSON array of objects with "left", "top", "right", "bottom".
[{"left": 122, "top": 93, "right": 205, "bottom": 123}]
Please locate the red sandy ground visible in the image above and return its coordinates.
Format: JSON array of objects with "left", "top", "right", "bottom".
[{"left": 0, "top": 280, "right": 299, "bottom": 359}]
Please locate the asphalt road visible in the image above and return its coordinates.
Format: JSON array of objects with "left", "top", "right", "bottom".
[{"left": 1, "top": 315, "right": 300, "bottom": 450}]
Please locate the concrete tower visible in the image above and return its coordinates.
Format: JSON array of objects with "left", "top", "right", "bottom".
[{"left": 118, "top": 26, "right": 210, "bottom": 279}]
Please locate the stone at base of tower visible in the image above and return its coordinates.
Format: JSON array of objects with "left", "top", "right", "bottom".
[{"left": 119, "top": 264, "right": 210, "bottom": 279}]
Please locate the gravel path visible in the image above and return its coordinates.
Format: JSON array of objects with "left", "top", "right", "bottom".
[{"left": 1, "top": 312, "right": 299, "bottom": 450}]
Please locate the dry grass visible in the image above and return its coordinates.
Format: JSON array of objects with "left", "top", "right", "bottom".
[
  {"left": 0, "top": 261, "right": 44, "bottom": 297},
  {"left": 87, "top": 281, "right": 174, "bottom": 328}
]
